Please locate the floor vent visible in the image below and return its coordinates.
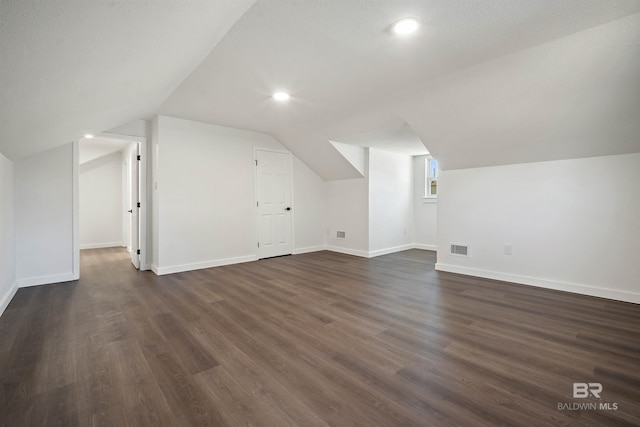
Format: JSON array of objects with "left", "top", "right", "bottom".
[
  {"left": 450, "top": 244, "right": 469, "bottom": 257},
  {"left": 336, "top": 231, "right": 346, "bottom": 239}
]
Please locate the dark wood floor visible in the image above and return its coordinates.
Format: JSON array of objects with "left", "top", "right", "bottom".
[{"left": 0, "top": 248, "right": 638, "bottom": 426}]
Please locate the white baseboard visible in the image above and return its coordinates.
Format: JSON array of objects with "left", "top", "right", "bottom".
[
  {"left": 326, "top": 243, "right": 436, "bottom": 258},
  {"left": 413, "top": 243, "right": 437, "bottom": 252},
  {"left": 293, "top": 245, "right": 326, "bottom": 255},
  {"left": 149, "top": 245, "right": 437, "bottom": 276},
  {"left": 17, "top": 272, "right": 79, "bottom": 288},
  {"left": 325, "top": 245, "right": 370, "bottom": 258},
  {"left": 0, "top": 282, "right": 18, "bottom": 318},
  {"left": 80, "top": 242, "right": 123, "bottom": 250},
  {"left": 154, "top": 255, "right": 258, "bottom": 276},
  {"left": 435, "top": 263, "right": 640, "bottom": 305},
  {"left": 368, "top": 244, "right": 415, "bottom": 258}
]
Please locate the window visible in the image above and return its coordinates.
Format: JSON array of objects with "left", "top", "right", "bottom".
[{"left": 425, "top": 157, "right": 438, "bottom": 198}]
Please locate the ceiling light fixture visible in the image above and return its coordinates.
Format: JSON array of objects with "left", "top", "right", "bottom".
[
  {"left": 272, "top": 91, "right": 290, "bottom": 102},
  {"left": 84, "top": 134, "right": 94, "bottom": 139},
  {"left": 393, "top": 17, "right": 418, "bottom": 35}
]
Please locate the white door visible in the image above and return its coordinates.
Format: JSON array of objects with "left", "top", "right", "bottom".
[
  {"left": 256, "top": 150, "right": 293, "bottom": 259},
  {"left": 130, "top": 144, "right": 140, "bottom": 269}
]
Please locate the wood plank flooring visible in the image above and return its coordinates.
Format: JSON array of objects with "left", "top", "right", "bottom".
[{"left": 1, "top": 248, "right": 639, "bottom": 426}]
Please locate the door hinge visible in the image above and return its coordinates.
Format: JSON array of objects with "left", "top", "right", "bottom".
[
  {"left": 255, "top": 160, "right": 258, "bottom": 166},
  {"left": 257, "top": 242, "right": 260, "bottom": 248},
  {"left": 136, "top": 249, "right": 141, "bottom": 255},
  {"left": 137, "top": 155, "right": 141, "bottom": 161},
  {"left": 137, "top": 202, "right": 141, "bottom": 208},
  {"left": 256, "top": 201, "right": 259, "bottom": 207}
]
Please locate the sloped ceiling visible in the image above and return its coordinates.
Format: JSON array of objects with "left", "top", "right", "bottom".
[
  {"left": 401, "top": 11, "right": 640, "bottom": 170},
  {"left": 0, "top": 0, "right": 256, "bottom": 160},
  {"left": 332, "top": 123, "right": 429, "bottom": 157},
  {"left": 2, "top": 1, "right": 640, "bottom": 179},
  {"left": 160, "top": 0, "right": 640, "bottom": 179}
]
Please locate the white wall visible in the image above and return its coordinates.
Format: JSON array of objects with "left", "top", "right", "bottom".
[
  {"left": 413, "top": 155, "right": 437, "bottom": 250},
  {"left": 79, "top": 151, "right": 123, "bottom": 249},
  {"left": 153, "top": 116, "right": 327, "bottom": 274},
  {"left": 151, "top": 117, "right": 160, "bottom": 269},
  {"left": 368, "top": 149, "right": 413, "bottom": 256},
  {"left": 106, "top": 119, "right": 149, "bottom": 139},
  {"left": 0, "top": 152, "right": 16, "bottom": 316},
  {"left": 15, "top": 143, "right": 78, "bottom": 287},
  {"left": 293, "top": 156, "right": 327, "bottom": 253},
  {"left": 329, "top": 141, "right": 366, "bottom": 176},
  {"left": 326, "top": 177, "right": 369, "bottom": 256},
  {"left": 325, "top": 149, "right": 437, "bottom": 258},
  {"left": 436, "top": 153, "right": 640, "bottom": 304}
]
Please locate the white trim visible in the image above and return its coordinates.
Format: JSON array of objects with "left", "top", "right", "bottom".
[
  {"left": 424, "top": 156, "right": 439, "bottom": 199},
  {"left": 293, "top": 245, "right": 325, "bottom": 255},
  {"left": 18, "top": 273, "right": 77, "bottom": 288},
  {"left": 326, "top": 243, "right": 436, "bottom": 258},
  {"left": 413, "top": 243, "right": 437, "bottom": 251},
  {"left": 80, "top": 242, "right": 123, "bottom": 250},
  {"left": 368, "top": 244, "right": 415, "bottom": 258},
  {"left": 148, "top": 245, "right": 437, "bottom": 275},
  {"left": 435, "top": 263, "right": 640, "bottom": 305},
  {"left": 95, "top": 132, "right": 148, "bottom": 271},
  {"left": 140, "top": 136, "right": 153, "bottom": 272},
  {"left": 0, "top": 282, "right": 18, "bottom": 318},
  {"left": 138, "top": 138, "right": 148, "bottom": 271},
  {"left": 325, "top": 246, "right": 370, "bottom": 258},
  {"left": 98, "top": 132, "right": 147, "bottom": 144},
  {"left": 252, "top": 150, "right": 258, "bottom": 258},
  {"left": 154, "top": 255, "right": 258, "bottom": 276}
]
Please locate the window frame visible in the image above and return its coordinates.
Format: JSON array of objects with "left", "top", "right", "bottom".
[{"left": 423, "top": 157, "right": 438, "bottom": 201}]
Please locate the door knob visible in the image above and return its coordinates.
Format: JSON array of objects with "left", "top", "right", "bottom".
[
  {"left": 127, "top": 209, "right": 133, "bottom": 213},
  {"left": 285, "top": 207, "right": 291, "bottom": 211}
]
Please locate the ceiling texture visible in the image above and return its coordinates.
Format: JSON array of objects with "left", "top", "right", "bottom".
[{"left": 2, "top": 0, "right": 640, "bottom": 179}]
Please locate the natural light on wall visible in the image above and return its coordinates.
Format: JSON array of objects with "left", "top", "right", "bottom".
[{"left": 425, "top": 157, "right": 438, "bottom": 198}]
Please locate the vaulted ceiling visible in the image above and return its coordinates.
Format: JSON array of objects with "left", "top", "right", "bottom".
[
  {"left": 0, "top": 0, "right": 256, "bottom": 159},
  {"left": 2, "top": 0, "right": 639, "bottom": 179}
]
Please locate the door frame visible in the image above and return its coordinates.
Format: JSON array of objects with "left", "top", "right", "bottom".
[
  {"left": 114, "top": 134, "right": 148, "bottom": 271},
  {"left": 128, "top": 142, "right": 141, "bottom": 269},
  {"left": 72, "top": 132, "right": 151, "bottom": 277},
  {"left": 253, "top": 148, "right": 295, "bottom": 259}
]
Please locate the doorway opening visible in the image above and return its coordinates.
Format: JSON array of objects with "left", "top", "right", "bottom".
[{"left": 78, "top": 134, "right": 147, "bottom": 271}]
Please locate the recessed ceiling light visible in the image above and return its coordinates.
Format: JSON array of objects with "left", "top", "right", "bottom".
[
  {"left": 273, "top": 91, "right": 290, "bottom": 102},
  {"left": 84, "top": 134, "right": 94, "bottom": 139},
  {"left": 393, "top": 17, "right": 418, "bottom": 35}
]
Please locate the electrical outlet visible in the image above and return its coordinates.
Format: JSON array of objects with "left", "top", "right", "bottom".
[{"left": 504, "top": 244, "right": 512, "bottom": 255}]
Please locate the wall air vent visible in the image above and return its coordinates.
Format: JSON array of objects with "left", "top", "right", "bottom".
[
  {"left": 336, "top": 231, "right": 346, "bottom": 239},
  {"left": 450, "top": 244, "right": 469, "bottom": 257}
]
